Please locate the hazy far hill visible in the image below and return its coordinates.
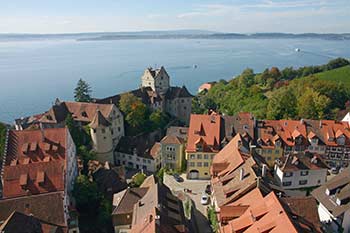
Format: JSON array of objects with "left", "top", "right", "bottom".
[{"left": 0, "top": 30, "right": 349, "bottom": 42}]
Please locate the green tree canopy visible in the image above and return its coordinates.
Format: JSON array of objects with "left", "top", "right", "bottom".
[
  {"left": 126, "top": 101, "right": 148, "bottom": 128},
  {"left": 73, "top": 175, "right": 102, "bottom": 213},
  {"left": 74, "top": 79, "right": 92, "bottom": 102},
  {"left": 267, "top": 87, "right": 297, "bottom": 119},
  {"left": 297, "top": 88, "right": 331, "bottom": 119},
  {"left": 119, "top": 93, "right": 140, "bottom": 115}
]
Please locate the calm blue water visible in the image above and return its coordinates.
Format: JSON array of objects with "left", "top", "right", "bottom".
[{"left": 0, "top": 38, "right": 349, "bottom": 123}]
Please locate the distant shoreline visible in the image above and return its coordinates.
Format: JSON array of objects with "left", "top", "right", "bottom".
[{"left": 0, "top": 32, "right": 349, "bottom": 42}]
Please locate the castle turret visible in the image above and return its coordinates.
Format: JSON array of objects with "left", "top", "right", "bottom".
[{"left": 89, "top": 110, "right": 113, "bottom": 154}]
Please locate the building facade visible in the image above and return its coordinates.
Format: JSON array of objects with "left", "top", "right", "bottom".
[
  {"left": 160, "top": 135, "right": 185, "bottom": 171},
  {"left": 274, "top": 152, "right": 328, "bottom": 189},
  {"left": 0, "top": 127, "right": 79, "bottom": 233},
  {"left": 14, "top": 100, "right": 125, "bottom": 163},
  {"left": 186, "top": 113, "right": 222, "bottom": 179},
  {"left": 97, "top": 66, "right": 193, "bottom": 124}
]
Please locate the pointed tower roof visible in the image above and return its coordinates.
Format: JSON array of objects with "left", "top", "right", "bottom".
[{"left": 89, "top": 110, "right": 111, "bottom": 129}]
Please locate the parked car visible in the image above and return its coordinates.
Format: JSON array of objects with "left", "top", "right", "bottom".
[
  {"left": 205, "top": 184, "right": 211, "bottom": 194},
  {"left": 330, "top": 167, "right": 339, "bottom": 174},
  {"left": 173, "top": 173, "right": 184, "bottom": 182},
  {"left": 201, "top": 194, "right": 209, "bottom": 205}
]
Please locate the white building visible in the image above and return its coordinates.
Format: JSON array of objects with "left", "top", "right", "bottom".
[
  {"left": 312, "top": 167, "right": 350, "bottom": 233},
  {"left": 114, "top": 132, "right": 161, "bottom": 173},
  {"left": 274, "top": 152, "right": 328, "bottom": 189}
]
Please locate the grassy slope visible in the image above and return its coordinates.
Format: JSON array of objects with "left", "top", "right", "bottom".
[{"left": 315, "top": 65, "right": 350, "bottom": 87}]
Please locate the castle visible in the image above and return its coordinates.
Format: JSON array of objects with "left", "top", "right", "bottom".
[{"left": 96, "top": 66, "right": 193, "bottom": 124}]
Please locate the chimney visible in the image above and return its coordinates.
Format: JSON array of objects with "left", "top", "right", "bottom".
[
  {"left": 39, "top": 122, "right": 45, "bottom": 142},
  {"left": 237, "top": 140, "right": 242, "bottom": 148},
  {"left": 240, "top": 168, "right": 244, "bottom": 181},
  {"left": 319, "top": 120, "right": 322, "bottom": 128},
  {"left": 262, "top": 164, "right": 267, "bottom": 178},
  {"left": 300, "top": 119, "right": 304, "bottom": 124}
]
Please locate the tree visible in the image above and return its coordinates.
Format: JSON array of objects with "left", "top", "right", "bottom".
[
  {"left": 78, "top": 145, "right": 97, "bottom": 174},
  {"left": 130, "top": 172, "right": 146, "bottom": 187},
  {"left": 267, "top": 87, "right": 297, "bottom": 119},
  {"left": 238, "top": 68, "right": 255, "bottom": 88},
  {"left": 74, "top": 79, "right": 92, "bottom": 102},
  {"left": 73, "top": 175, "right": 102, "bottom": 213},
  {"left": 297, "top": 88, "right": 331, "bottom": 119},
  {"left": 126, "top": 101, "right": 148, "bottom": 128},
  {"left": 149, "top": 110, "right": 170, "bottom": 130},
  {"left": 119, "top": 93, "right": 140, "bottom": 115},
  {"left": 0, "top": 122, "right": 7, "bottom": 162}
]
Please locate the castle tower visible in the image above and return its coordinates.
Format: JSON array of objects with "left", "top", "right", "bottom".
[
  {"left": 141, "top": 66, "right": 170, "bottom": 94},
  {"left": 89, "top": 110, "right": 113, "bottom": 155}
]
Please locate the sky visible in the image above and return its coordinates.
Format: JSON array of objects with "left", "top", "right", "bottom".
[{"left": 0, "top": 0, "right": 349, "bottom": 34}]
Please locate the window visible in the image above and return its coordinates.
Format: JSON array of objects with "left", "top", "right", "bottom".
[
  {"left": 275, "top": 150, "right": 280, "bottom": 154},
  {"left": 181, "top": 99, "right": 184, "bottom": 103},
  {"left": 283, "top": 172, "right": 293, "bottom": 177},
  {"left": 299, "top": 180, "right": 307, "bottom": 185},
  {"left": 148, "top": 160, "right": 151, "bottom": 164},
  {"left": 300, "top": 170, "right": 309, "bottom": 176},
  {"left": 282, "top": 181, "right": 292, "bottom": 186},
  {"left": 204, "top": 172, "right": 208, "bottom": 176},
  {"left": 267, "top": 150, "right": 272, "bottom": 154},
  {"left": 204, "top": 162, "right": 209, "bottom": 167},
  {"left": 204, "top": 154, "right": 209, "bottom": 159},
  {"left": 143, "top": 159, "right": 146, "bottom": 163},
  {"left": 197, "top": 154, "right": 202, "bottom": 159},
  {"left": 111, "top": 129, "right": 114, "bottom": 135},
  {"left": 93, "top": 129, "right": 96, "bottom": 133},
  {"left": 118, "top": 127, "right": 121, "bottom": 132},
  {"left": 102, "top": 129, "right": 106, "bottom": 134},
  {"left": 197, "top": 162, "right": 202, "bottom": 167},
  {"left": 190, "top": 154, "right": 195, "bottom": 159},
  {"left": 189, "top": 162, "right": 195, "bottom": 167}
]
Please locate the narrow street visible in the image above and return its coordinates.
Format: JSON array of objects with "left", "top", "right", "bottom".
[{"left": 164, "top": 174, "right": 213, "bottom": 233}]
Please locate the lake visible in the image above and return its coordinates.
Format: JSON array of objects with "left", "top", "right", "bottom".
[{"left": 0, "top": 38, "right": 350, "bottom": 123}]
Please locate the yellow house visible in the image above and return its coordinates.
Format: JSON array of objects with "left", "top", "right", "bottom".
[
  {"left": 186, "top": 114, "right": 222, "bottom": 179},
  {"left": 160, "top": 135, "right": 185, "bottom": 172}
]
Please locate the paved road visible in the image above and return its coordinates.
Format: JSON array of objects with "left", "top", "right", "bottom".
[{"left": 164, "top": 174, "right": 212, "bottom": 233}]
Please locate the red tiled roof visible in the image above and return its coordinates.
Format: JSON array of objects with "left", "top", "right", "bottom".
[
  {"left": 2, "top": 128, "right": 69, "bottom": 198},
  {"left": 161, "top": 135, "right": 184, "bottom": 145},
  {"left": 222, "top": 190, "right": 299, "bottom": 233},
  {"left": 5, "top": 128, "right": 67, "bottom": 166},
  {"left": 211, "top": 134, "right": 245, "bottom": 177},
  {"left": 3, "top": 160, "right": 65, "bottom": 198},
  {"left": 186, "top": 114, "right": 222, "bottom": 153}
]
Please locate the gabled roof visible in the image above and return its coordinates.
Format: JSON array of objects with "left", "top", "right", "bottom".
[
  {"left": 312, "top": 167, "right": 350, "bottom": 217},
  {"left": 280, "top": 196, "right": 322, "bottom": 233},
  {"left": 221, "top": 190, "right": 299, "bottom": 233},
  {"left": 165, "top": 86, "right": 193, "bottom": 99},
  {"left": 186, "top": 113, "right": 222, "bottom": 153},
  {"left": 161, "top": 135, "right": 184, "bottom": 145},
  {"left": 211, "top": 134, "right": 246, "bottom": 177},
  {"left": 166, "top": 127, "right": 188, "bottom": 140},
  {"left": 112, "top": 187, "right": 149, "bottom": 215},
  {"left": 115, "top": 131, "right": 162, "bottom": 159},
  {"left": 3, "top": 160, "right": 65, "bottom": 198},
  {"left": 277, "top": 152, "right": 328, "bottom": 172},
  {"left": 0, "top": 211, "right": 65, "bottom": 233},
  {"left": 89, "top": 109, "right": 111, "bottom": 129},
  {"left": 39, "top": 101, "right": 114, "bottom": 124},
  {"left": 0, "top": 192, "right": 66, "bottom": 227},
  {"left": 4, "top": 128, "right": 67, "bottom": 166}
]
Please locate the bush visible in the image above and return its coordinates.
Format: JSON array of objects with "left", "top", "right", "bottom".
[
  {"left": 130, "top": 172, "right": 147, "bottom": 187},
  {"left": 207, "top": 206, "right": 219, "bottom": 233}
]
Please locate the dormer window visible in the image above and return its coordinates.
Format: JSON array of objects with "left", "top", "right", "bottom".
[{"left": 82, "top": 111, "right": 88, "bottom": 117}]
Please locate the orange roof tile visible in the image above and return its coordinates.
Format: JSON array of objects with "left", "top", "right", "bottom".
[
  {"left": 5, "top": 128, "right": 67, "bottom": 166},
  {"left": 186, "top": 114, "right": 222, "bottom": 153},
  {"left": 211, "top": 134, "right": 245, "bottom": 177}
]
